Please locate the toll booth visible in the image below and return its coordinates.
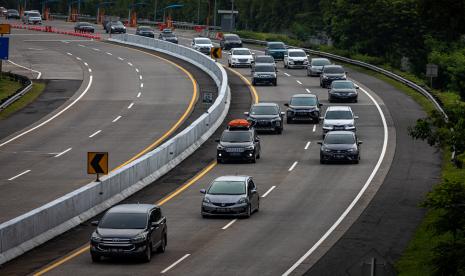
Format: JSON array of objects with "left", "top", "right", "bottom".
[{"left": 217, "top": 10, "right": 238, "bottom": 32}]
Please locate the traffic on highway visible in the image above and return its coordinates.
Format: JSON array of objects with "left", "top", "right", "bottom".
[{"left": 1, "top": 8, "right": 437, "bottom": 276}]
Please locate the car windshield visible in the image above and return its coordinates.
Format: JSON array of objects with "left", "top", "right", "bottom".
[
  {"left": 163, "top": 33, "right": 175, "bottom": 37},
  {"left": 221, "top": 131, "right": 252, "bottom": 142},
  {"left": 325, "top": 133, "right": 356, "bottom": 144},
  {"left": 196, "top": 38, "right": 211, "bottom": 44},
  {"left": 312, "top": 59, "right": 331, "bottom": 66},
  {"left": 251, "top": 105, "right": 278, "bottom": 115},
  {"left": 29, "top": 12, "right": 40, "bottom": 17},
  {"left": 233, "top": 50, "right": 251, "bottom": 55},
  {"left": 255, "top": 56, "right": 274, "bottom": 63},
  {"left": 332, "top": 82, "right": 354, "bottom": 89},
  {"left": 325, "top": 110, "right": 353, "bottom": 119},
  {"left": 208, "top": 181, "right": 246, "bottom": 195},
  {"left": 290, "top": 97, "right": 317, "bottom": 106},
  {"left": 226, "top": 35, "right": 240, "bottom": 41},
  {"left": 268, "top": 43, "right": 285, "bottom": 49},
  {"left": 289, "top": 51, "right": 306, "bottom": 57},
  {"left": 139, "top": 27, "right": 152, "bottom": 31},
  {"left": 99, "top": 213, "right": 147, "bottom": 229},
  {"left": 254, "top": 65, "right": 275, "bottom": 73},
  {"left": 324, "top": 67, "right": 345, "bottom": 74},
  {"left": 80, "top": 23, "right": 92, "bottom": 26}
]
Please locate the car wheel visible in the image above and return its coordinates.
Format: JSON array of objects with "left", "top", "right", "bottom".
[
  {"left": 276, "top": 128, "right": 283, "bottom": 134},
  {"left": 287, "top": 117, "right": 293, "bottom": 124},
  {"left": 320, "top": 159, "right": 325, "bottom": 164},
  {"left": 228, "top": 61, "right": 231, "bottom": 67},
  {"left": 273, "top": 80, "right": 277, "bottom": 86},
  {"left": 91, "top": 253, "right": 101, "bottom": 262},
  {"left": 252, "top": 79, "right": 256, "bottom": 86},
  {"left": 256, "top": 200, "right": 260, "bottom": 212},
  {"left": 256, "top": 151, "right": 261, "bottom": 159},
  {"left": 245, "top": 204, "right": 252, "bottom": 218},
  {"left": 216, "top": 158, "right": 222, "bottom": 164},
  {"left": 251, "top": 155, "right": 256, "bottom": 163},
  {"left": 142, "top": 242, "right": 152, "bottom": 262},
  {"left": 353, "top": 98, "right": 358, "bottom": 103},
  {"left": 157, "top": 233, "right": 167, "bottom": 253}
]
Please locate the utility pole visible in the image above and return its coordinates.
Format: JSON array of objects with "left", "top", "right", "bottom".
[
  {"left": 154, "top": 0, "right": 158, "bottom": 22},
  {"left": 197, "top": 0, "right": 200, "bottom": 24},
  {"left": 230, "top": 0, "right": 234, "bottom": 31},
  {"left": 213, "top": 0, "right": 217, "bottom": 27}
]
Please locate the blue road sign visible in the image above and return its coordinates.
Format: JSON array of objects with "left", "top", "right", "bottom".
[{"left": 0, "top": 37, "right": 9, "bottom": 60}]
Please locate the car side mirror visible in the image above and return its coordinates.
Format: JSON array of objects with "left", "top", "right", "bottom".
[
  {"left": 280, "top": 112, "right": 285, "bottom": 116},
  {"left": 317, "top": 141, "right": 323, "bottom": 145},
  {"left": 200, "top": 189, "right": 206, "bottom": 194},
  {"left": 319, "top": 116, "right": 324, "bottom": 120},
  {"left": 319, "top": 103, "right": 323, "bottom": 107},
  {"left": 151, "top": 221, "right": 159, "bottom": 227},
  {"left": 91, "top": 220, "right": 99, "bottom": 226},
  {"left": 244, "top": 111, "right": 249, "bottom": 116},
  {"left": 228, "top": 52, "right": 232, "bottom": 55},
  {"left": 284, "top": 103, "right": 289, "bottom": 107},
  {"left": 215, "top": 138, "right": 220, "bottom": 142},
  {"left": 255, "top": 136, "right": 260, "bottom": 142},
  {"left": 355, "top": 86, "right": 360, "bottom": 89},
  {"left": 358, "top": 141, "right": 363, "bottom": 145},
  {"left": 354, "top": 115, "right": 359, "bottom": 119}
]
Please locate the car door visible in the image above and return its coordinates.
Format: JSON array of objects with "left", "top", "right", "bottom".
[
  {"left": 253, "top": 130, "right": 261, "bottom": 156},
  {"left": 150, "top": 208, "right": 163, "bottom": 248},
  {"left": 248, "top": 179, "right": 258, "bottom": 210}
]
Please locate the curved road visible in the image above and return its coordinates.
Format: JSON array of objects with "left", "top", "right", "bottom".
[{"left": 0, "top": 27, "right": 196, "bottom": 222}]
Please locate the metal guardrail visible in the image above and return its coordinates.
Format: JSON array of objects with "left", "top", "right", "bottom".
[
  {"left": 0, "top": 73, "right": 33, "bottom": 111},
  {"left": 240, "top": 37, "right": 447, "bottom": 119},
  {"left": 0, "top": 34, "right": 230, "bottom": 264}
]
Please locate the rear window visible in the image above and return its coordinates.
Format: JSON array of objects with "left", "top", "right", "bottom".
[
  {"left": 208, "top": 181, "right": 246, "bottom": 195},
  {"left": 99, "top": 213, "right": 147, "bottom": 229},
  {"left": 324, "top": 66, "right": 345, "bottom": 74},
  {"left": 325, "top": 110, "right": 353, "bottom": 119},
  {"left": 325, "top": 133, "right": 356, "bottom": 144},
  {"left": 221, "top": 131, "right": 252, "bottom": 143}
]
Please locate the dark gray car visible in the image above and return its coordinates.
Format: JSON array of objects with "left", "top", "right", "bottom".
[
  {"left": 90, "top": 204, "right": 167, "bottom": 262},
  {"left": 252, "top": 64, "right": 277, "bottom": 86},
  {"left": 200, "top": 175, "right": 260, "bottom": 218},
  {"left": 245, "top": 103, "right": 284, "bottom": 134},
  {"left": 318, "top": 131, "right": 362, "bottom": 164},
  {"left": 328, "top": 80, "right": 359, "bottom": 103},
  {"left": 285, "top": 94, "right": 322, "bottom": 124},
  {"left": 307, "top": 58, "right": 331, "bottom": 76},
  {"left": 216, "top": 127, "right": 261, "bottom": 163},
  {"left": 320, "top": 65, "right": 347, "bottom": 88}
]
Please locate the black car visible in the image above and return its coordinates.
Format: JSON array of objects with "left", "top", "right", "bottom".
[
  {"left": 285, "top": 94, "right": 322, "bottom": 123},
  {"left": 90, "top": 204, "right": 167, "bottom": 262},
  {"left": 106, "top": 21, "right": 126, "bottom": 34},
  {"left": 136, "top": 26, "right": 155, "bottom": 38},
  {"left": 6, "top": 9, "right": 20, "bottom": 19},
  {"left": 220, "top": 34, "right": 243, "bottom": 50},
  {"left": 320, "top": 65, "right": 347, "bottom": 88},
  {"left": 245, "top": 103, "right": 284, "bottom": 134},
  {"left": 216, "top": 122, "right": 261, "bottom": 163},
  {"left": 328, "top": 80, "right": 359, "bottom": 103},
  {"left": 252, "top": 64, "right": 277, "bottom": 86},
  {"left": 159, "top": 32, "right": 178, "bottom": 43},
  {"left": 318, "top": 131, "right": 362, "bottom": 164},
  {"left": 200, "top": 175, "right": 260, "bottom": 218},
  {"left": 74, "top": 22, "right": 95, "bottom": 33}
]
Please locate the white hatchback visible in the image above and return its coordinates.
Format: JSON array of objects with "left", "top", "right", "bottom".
[{"left": 228, "top": 48, "right": 254, "bottom": 68}]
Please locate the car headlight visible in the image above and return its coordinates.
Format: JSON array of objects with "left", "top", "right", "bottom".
[
  {"left": 232, "top": 58, "right": 238, "bottom": 62},
  {"left": 303, "top": 60, "right": 309, "bottom": 64},
  {"left": 132, "top": 232, "right": 147, "bottom": 243},
  {"left": 237, "top": 197, "right": 248, "bottom": 204},
  {"left": 323, "top": 124, "right": 332, "bottom": 129},
  {"left": 91, "top": 232, "right": 102, "bottom": 242},
  {"left": 245, "top": 146, "right": 255, "bottom": 150},
  {"left": 289, "top": 61, "right": 294, "bottom": 64},
  {"left": 323, "top": 75, "right": 329, "bottom": 79},
  {"left": 203, "top": 197, "right": 211, "bottom": 203},
  {"left": 323, "top": 148, "right": 331, "bottom": 153},
  {"left": 345, "top": 125, "right": 355, "bottom": 130},
  {"left": 217, "top": 145, "right": 224, "bottom": 150},
  {"left": 347, "top": 148, "right": 356, "bottom": 152}
]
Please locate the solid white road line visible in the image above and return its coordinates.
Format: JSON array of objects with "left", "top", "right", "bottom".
[
  {"left": 54, "top": 147, "right": 72, "bottom": 158},
  {"left": 118, "top": 57, "right": 124, "bottom": 61},
  {"left": 284, "top": 73, "right": 291, "bottom": 77},
  {"left": 92, "top": 48, "right": 100, "bottom": 51},
  {"left": 0, "top": 75, "right": 93, "bottom": 148},
  {"left": 88, "top": 68, "right": 92, "bottom": 73},
  {"left": 222, "top": 219, "right": 237, "bottom": 230},
  {"left": 128, "top": 62, "right": 133, "bottom": 66},
  {"left": 6, "top": 60, "right": 42, "bottom": 79},
  {"left": 306, "top": 88, "right": 311, "bottom": 93},
  {"left": 313, "top": 125, "right": 316, "bottom": 132},
  {"left": 161, "top": 254, "right": 191, "bottom": 274},
  {"left": 66, "top": 52, "right": 72, "bottom": 56},
  {"left": 76, "top": 57, "right": 81, "bottom": 61},
  {"left": 283, "top": 84, "right": 389, "bottom": 276},
  {"left": 288, "top": 161, "right": 298, "bottom": 172},
  {"left": 112, "top": 116, "right": 122, "bottom": 123},
  {"left": 106, "top": 52, "right": 112, "bottom": 55},
  {"left": 137, "top": 92, "right": 142, "bottom": 98},
  {"left": 88, "top": 130, "right": 101, "bottom": 138},
  {"left": 128, "top": 103, "right": 134, "bottom": 109},
  {"left": 261, "top": 186, "right": 276, "bottom": 198},
  {"left": 296, "top": 80, "right": 302, "bottom": 85},
  {"left": 304, "top": 141, "right": 311, "bottom": 150},
  {"left": 140, "top": 83, "right": 144, "bottom": 88},
  {"left": 135, "top": 68, "right": 140, "bottom": 73},
  {"left": 8, "top": 170, "right": 31, "bottom": 181}
]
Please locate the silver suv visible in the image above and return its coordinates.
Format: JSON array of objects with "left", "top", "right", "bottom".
[{"left": 321, "top": 106, "right": 358, "bottom": 135}]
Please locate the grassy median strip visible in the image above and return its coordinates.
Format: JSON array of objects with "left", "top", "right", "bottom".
[
  {"left": 0, "top": 77, "right": 23, "bottom": 102},
  {"left": 0, "top": 82, "right": 46, "bottom": 120}
]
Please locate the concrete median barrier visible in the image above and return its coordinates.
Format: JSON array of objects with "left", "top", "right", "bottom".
[{"left": 0, "top": 34, "right": 229, "bottom": 264}]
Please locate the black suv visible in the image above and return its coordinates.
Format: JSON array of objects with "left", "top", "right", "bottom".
[
  {"left": 216, "top": 123, "right": 261, "bottom": 163},
  {"left": 245, "top": 103, "right": 284, "bottom": 134},
  {"left": 90, "top": 204, "right": 167, "bottom": 262},
  {"left": 285, "top": 94, "right": 322, "bottom": 123},
  {"left": 220, "top": 34, "right": 243, "bottom": 50},
  {"left": 318, "top": 131, "right": 362, "bottom": 164},
  {"left": 320, "top": 65, "right": 347, "bottom": 88}
]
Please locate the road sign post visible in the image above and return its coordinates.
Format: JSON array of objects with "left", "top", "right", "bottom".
[
  {"left": 210, "top": 47, "right": 222, "bottom": 61},
  {"left": 87, "top": 152, "right": 109, "bottom": 182},
  {"left": 0, "top": 24, "right": 11, "bottom": 78},
  {"left": 426, "top": 63, "right": 438, "bottom": 89}
]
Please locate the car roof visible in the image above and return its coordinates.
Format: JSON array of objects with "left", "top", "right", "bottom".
[
  {"left": 224, "top": 34, "right": 239, "bottom": 37},
  {"left": 332, "top": 80, "right": 352, "bottom": 84},
  {"left": 326, "top": 105, "right": 352, "bottom": 111},
  {"left": 326, "top": 131, "right": 356, "bottom": 136},
  {"left": 138, "top": 25, "right": 152, "bottom": 28},
  {"left": 287, "top": 49, "right": 305, "bottom": 52},
  {"left": 311, "top": 57, "right": 330, "bottom": 61},
  {"left": 194, "top": 37, "right": 210, "bottom": 40},
  {"left": 214, "top": 175, "right": 249, "bottom": 182},
  {"left": 231, "top": 48, "right": 250, "bottom": 51},
  {"left": 255, "top": 55, "right": 273, "bottom": 58},
  {"left": 253, "top": 102, "right": 278, "bottom": 107},
  {"left": 107, "top": 204, "right": 157, "bottom": 214},
  {"left": 267, "top": 41, "right": 284, "bottom": 44},
  {"left": 292, "top": 93, "right": 317, "bottom": 98},
  {"left": 223, "top": 129, "right": 252, "bottom": 134}
]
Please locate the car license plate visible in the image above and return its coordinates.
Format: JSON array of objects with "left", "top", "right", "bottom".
[
  {"left": 217, "top": 208, "right": 229, "bottom": 212},
  {"left": 335, "top": 154, "right": 345, "bottom": 159},
  {"left": 230, "top": 152, "right": 241, "bottom": 156}
]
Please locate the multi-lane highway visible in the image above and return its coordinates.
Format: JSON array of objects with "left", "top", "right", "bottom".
[{"left": 0, "top": 19, "right": 439, "bottom": 276}]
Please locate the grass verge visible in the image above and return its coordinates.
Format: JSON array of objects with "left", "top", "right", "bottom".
[
  {"left": 0, "top": 77, "right": 23, "bottom": 102},
  {"left": 0, "top": 81, "right": 46, "bottom": 120}
]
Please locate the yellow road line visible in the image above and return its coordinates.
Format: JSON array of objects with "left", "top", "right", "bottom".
[
  {"left": 224, "top": 66, "right": 259, "bottom": 104},
  {"left": 33, "top": 161, "right": 217, "bottom": 276}
]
